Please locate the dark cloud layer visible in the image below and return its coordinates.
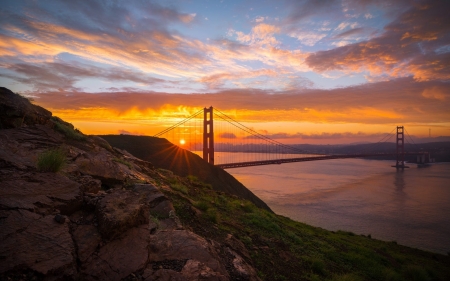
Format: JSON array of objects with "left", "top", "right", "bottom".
[
  {"left": 0, "top": 62, "right": 165, "bottom": 90},
  {"left": 33, "top": 78, "right": 450, "bottom": 124},
  {"left": 306, "top": 1, "right": 450, "bottom": 80}
]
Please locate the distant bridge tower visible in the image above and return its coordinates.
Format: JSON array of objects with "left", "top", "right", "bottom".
[
  {"left": 203, "top": 106, "right": 214, "bottom": 165},
  {"left": 394, "top": 126, "right": 407, "bottom": 168}
]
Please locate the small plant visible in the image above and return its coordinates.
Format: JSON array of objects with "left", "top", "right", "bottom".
[
  {"left": 310, "top": 258, "right": 325, "bottom": 275},
  {"left": 52, "top": 117, "right": 86, "bottom": 141},
  {"left": 37, "top": 148, "right": 66, "bottom": 172},
  {"left": 187, "top": 174, "right": 199, "bottom": 182},
  {"left": 240, "top": 202, "right": 254, "bottom": 213},
  {"left": 171, "top": 183, "right": 188, "bottom": 195},
  {"left": 193, "top": 201, "right": 209, "bottom": 212},
  {"left": 204, "top": 208, "right": 218, "bottom": 224},
  {"left": 113, "top": 157, "right": 132, "bottom": 169},
  {"left": 150, "top": 215, "right": 160, "bottom": 229}
]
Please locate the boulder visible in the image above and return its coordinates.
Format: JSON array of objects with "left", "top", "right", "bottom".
[
  {"left": 181, "top": 260, "right": 228, "bottom": 281},
  {"left": 72, "top": 224, "right": 102, "bottom": 263},
  {"left": 0, "top": 210, "right": 76, "bottom": 277},
  {"left": 82, "top": 226, "right": 150, "bottom": 281},
  {"left": 96, "top": 189, "right": 150, "bottom": 240},
  {"left": 77, "top": 175, "right": 102, "bottom": 194},
  {"left": 0, "top": 171, "right": 81, "bottom": 215},
  {"left": 74, "top": 150, "right": 154, "bottom": 188},
  {"left": 96, "top": 184, "right": 172, "bottom": 240},
  {"left": 148, "top": 230, "right": 229, "bottom": 279}
]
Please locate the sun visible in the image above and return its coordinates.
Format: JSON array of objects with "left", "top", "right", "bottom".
[{"left": 179, "top": 139, "right": 186, "bottom": 145}]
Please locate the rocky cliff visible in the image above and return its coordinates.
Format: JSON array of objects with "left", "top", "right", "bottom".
[{"left": 0, "top": 87, "right": 260, "bottom": 280}]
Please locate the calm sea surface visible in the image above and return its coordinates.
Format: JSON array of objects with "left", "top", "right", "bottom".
[{"left": 210, "top": 153, "right": 450, "bottom": 254}]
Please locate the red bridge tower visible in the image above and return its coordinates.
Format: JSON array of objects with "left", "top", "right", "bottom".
[{"left": 203, "top": 106, "right": 214, "bottom": 165}]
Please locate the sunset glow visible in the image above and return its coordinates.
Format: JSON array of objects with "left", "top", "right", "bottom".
[{"left": 1, "top": 0, "right": 449, "bottom": 144}]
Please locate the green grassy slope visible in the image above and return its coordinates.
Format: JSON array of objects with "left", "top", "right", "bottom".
[
  {"left": 100, "top": 134, "right": 271, "bottom": 211},
  {"left": 157, "top": 171, "right": 450, "bottom": 281}
]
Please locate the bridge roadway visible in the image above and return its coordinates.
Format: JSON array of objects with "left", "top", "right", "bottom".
[{"left": 216, "top": 152, "right": 425, "bottom": 169}]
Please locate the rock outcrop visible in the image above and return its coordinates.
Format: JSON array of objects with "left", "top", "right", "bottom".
[{"left": 0, "top": 88, "right": 260, "bottom": 280}]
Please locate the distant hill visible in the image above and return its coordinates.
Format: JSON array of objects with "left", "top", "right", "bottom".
[
  {"left": 290, "top": 142, "right": 450, "bottom": 162},
  {"left": 100, "top": 135, "right": 271, "bottom": 211}
]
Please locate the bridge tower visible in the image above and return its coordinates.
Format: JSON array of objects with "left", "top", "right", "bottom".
[
  {"left": 203, "top": 106, "right": 214, "bottom": 165},
  {"left": 395, "top": 126, "right": 406, "bottom": 168}
]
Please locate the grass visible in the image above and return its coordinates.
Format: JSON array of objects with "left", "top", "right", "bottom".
[
  {"left": 52, "top": 117, "right": 86, "bottom": 141},
  {"left": 171, "top": 182, "right": 189, "bottom": 195},
  {"left": 37, "top": 148, "right": 66, "bottom": 172},
  {"left": 113, "top": 157, "right": 132, "bottom": 169},
  {"left": 193, "top": 200, "right": 209, "bottom": 211},
  {"left": 159, "top": 173, "right": 450, "bottom": 281}
]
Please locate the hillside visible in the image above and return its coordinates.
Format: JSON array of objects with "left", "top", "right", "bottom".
[
  {"left": 1, "top": 87, "right": 450, "bottom": 281},
  {"left": 100, "top": 135, "right": 270, "bottom": 210}
]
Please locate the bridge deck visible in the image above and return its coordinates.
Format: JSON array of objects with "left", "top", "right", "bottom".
[{"left": 216, "top": 152, "right": 425, "bottom": 169}]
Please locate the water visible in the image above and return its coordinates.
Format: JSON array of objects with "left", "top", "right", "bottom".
[{"left": 217, "top": 154, "right": 450, "bottom": 255}]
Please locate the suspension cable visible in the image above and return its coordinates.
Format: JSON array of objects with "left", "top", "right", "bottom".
[
  {"left": 404, "top": 128, "right": 421, "bottom": 151},
  {"left": 213, "top": 108, "right": 308, "bottom": 155},
  {"left": 154, "top": 109, "right": 204, "bottom": 137}
]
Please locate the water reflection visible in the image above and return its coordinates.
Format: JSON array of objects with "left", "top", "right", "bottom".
[
  {"left": 394, "top": 170, "right": 405, "bottom": 192},
  {"left": 229, "top": 158, "right": 450, "bottom": 254}
]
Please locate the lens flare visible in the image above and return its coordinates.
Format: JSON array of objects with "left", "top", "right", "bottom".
[{"left": 180, "top": 139, "right": 186, "bottom": 145}]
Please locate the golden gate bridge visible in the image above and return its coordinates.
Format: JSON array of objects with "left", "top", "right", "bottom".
[{"left": 154, "top": 107, "right": 431, "bottom": 169}]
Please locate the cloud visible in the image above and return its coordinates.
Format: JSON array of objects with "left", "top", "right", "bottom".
[
  {"left": 421, "top": 87, "right": 447, "bottom": 101},
  {"left": 305, "top": 1, "right": 450, "bottom": 81},
  {"left": 254, "top": 16, "right": 265, "bottom": 23},
  {"left": 244, "top": 131, "right": 389, "bottom": 140},
  {"left": 30, "top": 78, "right": 450, "bottom": 125},
  {"left": 198, "top": 69, "right": 281, "bottom": 89},
  {"left": 0, "top": 61, "right": 165, "bottom": 90},
  {"left": 285, "top": 0, "right": 340, "bottom": 24},
  {"left": 219, "top": 132, "right": 237, "bottom": 139},
  {"left": 230, "top": 23, "right": 281, "bottom": 47},
  {"left": 333, "top": 27, "right": 366, "bottom": 39},
  {"left": 289, "top": 31, "right": 326, "bottom": 46}
]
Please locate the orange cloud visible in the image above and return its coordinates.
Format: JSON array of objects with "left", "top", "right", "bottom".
[{"left": 422, "top": 87, "right": 447, "bottom": 101}]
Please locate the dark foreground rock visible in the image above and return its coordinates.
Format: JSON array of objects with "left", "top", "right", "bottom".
[{"left": 0, "top": 88, "right": 261, "bottom": 280}]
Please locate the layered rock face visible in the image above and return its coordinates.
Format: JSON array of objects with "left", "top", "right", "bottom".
[{"left": 0, "top": 88, "right": 260, "bottom": 281}]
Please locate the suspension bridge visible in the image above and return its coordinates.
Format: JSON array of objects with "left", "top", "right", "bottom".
[{"left": 154, "top": 107, "right": 431, "bottom": 169}]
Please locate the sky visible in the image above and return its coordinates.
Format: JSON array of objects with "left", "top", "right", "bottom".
[{"left": 0, "top": 0, "right": 449, "bottom": 144}]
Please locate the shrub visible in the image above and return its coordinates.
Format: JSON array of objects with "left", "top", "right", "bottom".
[
  {"left": 113, "top": 157, "right": 132, "bottom": 169},
  {"left": 171, "top": 183, "right": 188, "bottom": 194},
  {"left": 187, "top": 174, "right": 199, "bottom": 182},
  {"left": 402, "top": 265, "right": 428, "bottom": 281},
  {"left": 193, "top": 201, "right": 209, "bottom": 211},
  {"left": 37, "top": 148, "right": 66, "bottom": 172},
  {"left": 52, "top": 118, "right": 86, "bottom": 141},
  {"left": 204, "top": 208, "right": 218, "bottom": 224},
  {"left": 240, "top": 202, "right": 254, "bottom": 213},
  {"left": 311, "top": 258, "right": 325, "bottom": 275}
]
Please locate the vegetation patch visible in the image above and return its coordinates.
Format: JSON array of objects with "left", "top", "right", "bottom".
[
  {"left": 159, "top": 173, "right": 450, "bottom": 281},
  {"left": 37, "top": 148, "right": 66, "bottom": 172},
  {"left": 193, "top": 200, "right": 209, "bottom": 212},
  {"left": 52, "top": 117, "right": 86, "bottom": 141},
  {"left": 113, "top": 157, "right": 132, "bottom": 169},
  {"left": 171, "top": 183, "right": 188, "bottom": 195}
]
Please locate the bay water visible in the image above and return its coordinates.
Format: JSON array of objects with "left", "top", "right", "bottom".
[{"left": 215, "top": 154, "right": 450, "bottom": 254}]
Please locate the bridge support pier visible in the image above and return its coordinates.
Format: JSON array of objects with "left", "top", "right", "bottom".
[{"left": 203, "top": 106, "right": 214, "bottom": 165}]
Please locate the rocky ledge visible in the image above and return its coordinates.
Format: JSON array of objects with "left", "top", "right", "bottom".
[{"left": 0, "top": 87, "right": 260, "bottom": 280}]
